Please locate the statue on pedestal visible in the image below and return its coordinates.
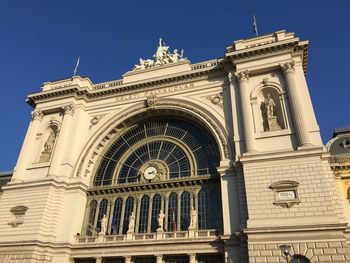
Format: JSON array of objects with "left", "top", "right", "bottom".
[
  {"left": 127, "top": 212, "right": 135, "bottom": 233},
  {"left": 39, "top": 130, "right": 56, "bottom": 162},
  {"left": 262, "top": 94, "right": 281, "bottom": 131},
  {"left": 100, "top": 214, "right": 107, "bottom": 235},
  {"left": 189, "top": 207, "right": 197, "bottom": 229},
  {"left": 157, "top": 210, "right": 165, "bottom": 231}
]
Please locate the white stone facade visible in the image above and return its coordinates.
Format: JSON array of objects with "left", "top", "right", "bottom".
[{"left": 0, "top": 31, "right": 349, "bottom": 263}]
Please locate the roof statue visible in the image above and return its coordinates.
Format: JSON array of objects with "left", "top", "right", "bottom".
[{"left": 132, "top": 38, "right": 186, "bottom": 71}]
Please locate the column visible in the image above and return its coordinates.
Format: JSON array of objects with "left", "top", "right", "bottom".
[
  {"left": 95, "top": 257, "right": 102, "bottom": 263},
  {"left": 235, "top": 71, "right": 255, "bottom": 153},
  {"left": 135, "top": 197, "right": 141, "bottom": 233},
  {"left": 156, "top": 255, "right": 163, "bottom": 263},
  {"left": 189, "top": 254, "right": 197, "bottom": 263},
  {"left": 281, "top": 61, "right": 312, "bottom": 146},
  {"left": 124, "top": 256, "right": 132, "bottom": 263},
  {"left": 13, "top": 110, "right": 44, "bottom": 181},
  {"left": 49, "top": 104, "right": 75, "bottom": 177},
  {"left": 147, "top": 194, "right": 153, "bottom": 233},
  {"left": 119, "top": 198, "right": 126, "bottom": 235},
  {"left": 177, "top": 192, "right": 181, "bottom": 231},
  {"left": 107, "top": 199, "right": 114, "bottom": 235}
]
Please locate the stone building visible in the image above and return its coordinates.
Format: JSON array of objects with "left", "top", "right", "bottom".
[{"left": 0, "top": 31, "right": 349, "bottom": 263}]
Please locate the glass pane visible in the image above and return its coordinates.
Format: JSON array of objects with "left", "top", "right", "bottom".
[
  {"left": 138, "top": 195, "right": 150, "bottom": 233},
  {"left": 111, "top": 198, "right": 123, "bottom": 235},
  {"left": 180, "top": 191, "right": 191, "bottom": 230},
  {"left": 151, "top": 194, "right": 161, "bottom": 232},
  {"left": 122, "top": 197, "right": 134, "bottom": 234},
  {"left": 167, "top": 192, "right": 178, "bottom": 232}
]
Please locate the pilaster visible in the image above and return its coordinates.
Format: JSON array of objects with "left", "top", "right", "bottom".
[
  {"left": 235, "top": 71, "right": 256, "bottom": 153},
  {"left": 13, "top": 110, "right": 44, "bottom": 181}
]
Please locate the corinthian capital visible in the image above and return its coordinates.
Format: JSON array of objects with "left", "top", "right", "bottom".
[
  {"left": 31, "top": 110, "right": 44, "bottom": 121},
  {"left": 235, "top": 70, "right": 249, "bottom": 81},
  {"left": 63, "top": 104, "right": 75, "bottom": 116},
  {"left": 281, "top": 61, "right": 295, "bottom": 73}
]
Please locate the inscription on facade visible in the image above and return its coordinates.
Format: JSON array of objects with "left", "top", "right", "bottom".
[{"left": 116, "top": 83, "right": 194, "bottom": 102}]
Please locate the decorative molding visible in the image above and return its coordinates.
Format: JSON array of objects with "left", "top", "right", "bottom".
[
  {"left": 63, "top": 104, "right": 75, "bottom": 116},
  {"left": 281, "top": 61, "right": 295, "bottom": 73},
  {"left": 8, "top": 205, "right": 28, "bottom": 227},
  {"left": 235, "top": 71, "right": 249, "bottom": 81},
  {"left": 31, "top": 110, "right": 44, "bottom": 121}
]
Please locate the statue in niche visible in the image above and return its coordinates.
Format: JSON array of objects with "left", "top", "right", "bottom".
[
  {"left": 127, "top": 212, "right": 135, "bottom": 233},
  {"left": 99, "top": 214, "right": 107, "bottom": 235},
  {"left": 39, "top": 130, "right": 56, "bottom": 162},
  {"left": 261, "top": 94, "right": 281, "bottom": 131},
  {"left": 188, "top": 207, "right": 197, "bottom": 229},
  {"left": 157, "top": 210, "right": 165, "bottom": 231}
]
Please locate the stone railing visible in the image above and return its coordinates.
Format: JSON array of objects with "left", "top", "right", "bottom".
[
  {"left": 75, "top": 229, "right": 219, "bottom": 244},
  {"left": 93, "top": 79, "right": 123, "bottom": 90},
  {"left": 190, "top": 60, "right": 218, "bottom": 71}
]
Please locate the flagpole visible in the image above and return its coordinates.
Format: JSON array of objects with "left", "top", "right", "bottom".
[
  {"left": 73, "top": 56, "right": 80, "bottom": 77},
  {"left": 253, "top": 14, "right": 259, "bottom": 37}
]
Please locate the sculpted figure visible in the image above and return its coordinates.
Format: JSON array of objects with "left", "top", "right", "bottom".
[
  {"left": 169, "top": 49, "right": 183, "bottom": 63},
  {"left": 100, "top": 214, "right": 107, "bottom": 234},
  {"left": 264, "top": 94, "right": 276, "bottom": 118},
  {"left": 154, "top": 38, "right": 170, "bottom": 65},
  {"left": 128, "top": 212, "right": 135, "bottom": 232},
  {"left": 189, "top": 207, "right": 197, "bottom": 229},
  {"left": 43, "top": 130, "right": 56, "bottom": 153},
  {"left": 157, "top": 210, "right": 165, "bottom": 230}
]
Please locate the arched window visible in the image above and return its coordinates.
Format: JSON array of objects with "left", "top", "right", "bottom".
[
  {"left": 111, "top": 198, "right": 123, "bottom": 235},
  {"left": 290, "top": 255, "right": 310, "bottom": 263},
  {"left": 151, "top": 194, "right": 161, "bottom": 232},
  {"left": 198, "top": 190, "right": 208, "bottom": 229},
  {"left": 96, "top": 199, "right": 108, "bottom": 232},
  {"left": 167, "top": 192, "right": 178, "bottom": 232},
  {"left": 138, "top": 195, "right": 150, "bottom": 233},
  {"left": 180, "top": 191, "right": 191, "bottom": 230},
  {"left": 86, "top": 200, "right": 97, "bottom": 235},
  {"left": 122, "top": 197, "right": 134, "bottom": 234}
]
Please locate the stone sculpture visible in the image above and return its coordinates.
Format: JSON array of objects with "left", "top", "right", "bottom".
[
  {"left": 262, "top": 94, "right": 281, "bottom": 131},
  {"left": 100, "top": 214, "right": 107, "bottom": 235},
  {"left": 189, "top": 207, "right": 197, "bottom": 229},
  {"left": 132, "top": 38, "right": 185, "bottom": 71},
  {"left": 39, "top": 130, "right": 56, "bottom": 162},
  {"left": 127, "top": 212, "right": 135, "bottom": 233},
  {"left": 157, "top": 210, "right": 165, "bottom": 230}
]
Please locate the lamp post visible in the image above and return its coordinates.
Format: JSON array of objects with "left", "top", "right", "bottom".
[{"left": 279, "top": 244, "right": 291, "bottom": 263}]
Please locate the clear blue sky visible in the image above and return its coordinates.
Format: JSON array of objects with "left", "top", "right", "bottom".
[{"left": 0, "top": 0, "right": 349, "bottom": 171}]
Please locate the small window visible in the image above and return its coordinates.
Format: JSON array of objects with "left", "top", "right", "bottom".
[
  {"left": 269, "top": 181, "right": 300, "bottom": 208},
  {"left": 8, "top": 205, "right": 28, "bottom": 227}
]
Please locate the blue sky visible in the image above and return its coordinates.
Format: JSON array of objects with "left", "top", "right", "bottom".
[{"left": 0, "top": 0, "right": 349, "bottom": 171}]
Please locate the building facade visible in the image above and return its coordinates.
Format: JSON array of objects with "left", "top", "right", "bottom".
[{"left": 0, "top": 31, "right": 349, "bottom": 263}]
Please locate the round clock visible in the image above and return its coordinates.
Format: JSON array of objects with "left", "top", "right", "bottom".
[{"left": 143, "top": 166, "right": 157, "bottom": 180}]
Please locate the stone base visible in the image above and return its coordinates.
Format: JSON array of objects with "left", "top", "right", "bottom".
[{"left": 267, "top": 117, "right": 281, "bottom": 131}]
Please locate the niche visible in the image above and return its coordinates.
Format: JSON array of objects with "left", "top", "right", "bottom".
[
  {"left": 38, "top": 125, "right": 58, "bottom": 163},
  {"left": 258, "top": 87, "right": 285, "bottom": 132}
]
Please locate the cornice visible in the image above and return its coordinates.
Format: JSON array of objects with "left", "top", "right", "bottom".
[{"left": 26, "top": 60, "right": 226, "bottom": 108}]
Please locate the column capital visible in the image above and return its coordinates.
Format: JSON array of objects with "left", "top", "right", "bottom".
[
  {"left": 280, "top": 61, "right": 295, "bottom": 73},
  {"left": 227, "top": 71, "right": 235, "bottom": 82},
  {"left": 31, "top": 110, "right": 44, "bottom": 121},
  {"left": 63, "top": 104, "right": 75, "bottom": 116},
  {"left": 235, "top": 70, "right": 249, "bottom": 82}
]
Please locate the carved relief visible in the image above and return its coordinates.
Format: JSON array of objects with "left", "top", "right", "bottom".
[
  {"left": 206, "top": 94, "right": 223, "bottom": 109},
  {"left": 235, "top": 71, "right": 249, "bottom": 81},
  {"left": 63, "top": 104, "right": 75, "bottom": 116},
  {"left": 31, "top": 110, "right": 44, "bottom": 121},
  {"left": 281, "top": 61, "right": 295, "bottom": 73},
  {"left": 146, "top": 95, "right": 157, "bottom": 108},
  {"left": 89, "top": 114, "right": 106, "bottom": 129}
]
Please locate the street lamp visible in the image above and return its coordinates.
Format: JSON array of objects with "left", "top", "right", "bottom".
[{"left": 279, "top": 244, "right": 291, "bottom": 263}]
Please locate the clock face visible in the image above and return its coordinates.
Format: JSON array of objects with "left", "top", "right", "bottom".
[{"left": 143, "top": 166, "right": 157, "bottom": 180}]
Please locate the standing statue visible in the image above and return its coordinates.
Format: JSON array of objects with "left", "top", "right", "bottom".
[
  {"left": 189, "top": 207, "right": 198, "bottom": 229},
  {"left": 154, "top": 38, "right": 170, "bottom": 65},
  {"left": 169, "top": 49, "right": 183, "bottom": 63},
  {"left": 43, "top": 130, "right": 56, "bottom": 153},
  {"left": 100, "top": 214, "right": 107, "bottom": 235},
  {"left": 264, "top": 94, "right": 276, "bottom": 118},
  {"left": 128, "top": 212, "right": 135, "bottom": 233},
  {"left": 157, "top": 210, "right": 166, "bottom": 230}
]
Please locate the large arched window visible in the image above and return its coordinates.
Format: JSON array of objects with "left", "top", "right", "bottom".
[
  {"left": 290, "top": 255, "right": 310, "bottom": 263},
  {"left": 151, "top": 194, "right": 162, "bottom": 232},
  {"left": 122, "top": 197, "right": 134, "bottom": 234},
  {"left": 111, "top": 198, "right": 123, "bottom": 235},
  {"left": 180, "top": 191, "right": 191, "bottom": 230},
  {"left": 138, "top": 195, "right": 150, "bottom": 233},
  {"left": 167, "top": 192, "right": 178, "bottom": 232},
  {"left": 84, "top": 116, "right": 223, "bottom": 236}
]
